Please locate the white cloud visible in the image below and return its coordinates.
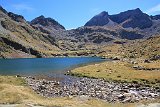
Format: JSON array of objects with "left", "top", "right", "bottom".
[
  {"left": 146, "top": 4, "right": 160, "bottom": 14},
  {"left": 12, "top": 3, "right": 34, "bottom": 12}
]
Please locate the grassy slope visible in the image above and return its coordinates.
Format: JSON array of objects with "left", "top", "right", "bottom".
[
  {"left": 122, "top": 36, "right": 160, "bottom": 59},
  {"left": 96, "top": 35, "right": 160, "bottom": 60},
  {"left": 70, "top": 36, "right": 160, "bottom": 86},
  {"left": 71, "top": 60, "right": 160, "bottom": 86}
]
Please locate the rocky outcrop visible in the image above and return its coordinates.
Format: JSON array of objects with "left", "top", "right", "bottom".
[
  {"left": 88, "top": 34, "right": 114, "bottom": 43},
  {"left": 31, "top": 15, "right": 65, "bottom": 30},
  {"left": 0, "top": 37, "right": 43, "bottom": 58},
  {"left": 119, "top": 30, "right": 144, "bottom": 40},
  {"left": 66, "top": 27, "right": 117, "bottom": 43},
  {"left": 66, "top": 26, "right": 146, "bottom": 43},
  {"left": 8, "top": 12, "right": 25, "bottom": 23}
]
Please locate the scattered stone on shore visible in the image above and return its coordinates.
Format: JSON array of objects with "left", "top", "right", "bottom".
[
  {"left": 144, "top": 59, "right": 151, "bottom": 63},
  {"left": 112, "top": 56, "right": 121, "bottom": 60},
  {"left": 16, "top": 74, "right": 21, "bottom": 77},
  {"left": 132, "top": 65, "right": 160, "bottom": 71},
  {"left": 23, "top": 76, "right": 160, "bottom": 103},
  {"left": 131, "top": 60, "right": 138, "bottom": 64}
]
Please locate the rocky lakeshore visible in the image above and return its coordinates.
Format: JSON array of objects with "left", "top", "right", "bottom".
[{"left": 23, "top": 76, "right": 160, "bottom": 103}]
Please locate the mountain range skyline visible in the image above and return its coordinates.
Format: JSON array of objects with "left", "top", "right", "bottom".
[
  {"left": 1, "top": 6, "right": 160, "bottom": 31},
  {"left": 1, "top": 0, "right": 160, "bottom": 29}
]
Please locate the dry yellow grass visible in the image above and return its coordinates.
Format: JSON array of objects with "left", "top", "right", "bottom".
[
  {"left": 138, "top": 60, "right": 160, "bottom": 69},
  {"left": 97, "top": 44, "right": 124, "bottom": 58},
  {"left": 71, "top": 61, "right": 160, "bottom": 86}
]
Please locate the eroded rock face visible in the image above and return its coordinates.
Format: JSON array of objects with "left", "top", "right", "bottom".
[
  {"left": 31, "top": 15, "right": 65, "bottom": 30},
  {"left": 119, "top": 30, "right": 144, "bottom": 40},
  {"left": 0, "top": 37, "right": 43, "bottom": 58},
  {"left": 88, "top": 34, "right": 114, "bottom": 44}
]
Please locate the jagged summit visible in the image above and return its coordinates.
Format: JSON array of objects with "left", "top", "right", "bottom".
[
  {"left": 85, "top": 11, "right": 110, "bottom": 26},
  {"left": 109, "top": 8, "right": 153, "bottom": 29},
  {"left": 132, "top": 8, "right": 142, "bottom": 13},
  {"left": 85, "top": 8, "right": 153, "bottom": 29},
  {"left": 31, "top": 15, "right": 65, "bottom": 30},
  {"left": 109, "top": 8, "right": 143, "bottom": 23},
  {"left": 98, "top": 11, "right": 109, "bottom": 17},
  {"left": 38, "top": 15, "right": 45, "bottom": 18}
]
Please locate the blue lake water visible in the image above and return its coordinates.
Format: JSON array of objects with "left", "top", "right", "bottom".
[{"left": 0, "top": 57, "right": 106, "bottom": 77}]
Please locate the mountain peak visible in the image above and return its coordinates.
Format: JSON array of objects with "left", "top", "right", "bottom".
[
  {"left": 31, "top": 15, "right": 65, "bottom": 30},
  {"left": 85, "top": 11, "right": 109, "bottom": 26},
  {"left": 127, "top": 8, "right": 143, "bottom": 15},
  {"left": 109, "top": 8, "right": 152, "bottom": 29},
  {"left": 37, "top": 15, "right": 45, "bottom": 19},
  {"left": 98, "top": 11, "right": 108, "bottom": 16},
  {"left": 134, "top": 8, "right": 142, "bottom": 12},
  {"left": 84, "top": 8, "right": 152, "bottom": 29}
]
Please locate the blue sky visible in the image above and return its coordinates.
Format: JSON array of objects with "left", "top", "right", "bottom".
[{"left": 1, "top": 0, "right": 160, "bottom": 29}]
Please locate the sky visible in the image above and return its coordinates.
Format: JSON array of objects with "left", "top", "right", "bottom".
[{"left": 1, "top": 0, "right": 160, "bottom": 29}]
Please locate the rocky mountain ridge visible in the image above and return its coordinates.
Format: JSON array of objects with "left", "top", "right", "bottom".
[
  {"left": 69, "top": 8, "right": 160, "bottom": 44},
  {"left": 0, "top": 5, "right": 160, "bottom": 58},
  {"left": 31, "top": 15, "right": 65, "bottom": 31},
  {"left": 85, "top": 8, "right": 153, "bottom": 29},
  {"left": 0, "top": 6, "right": 60, "bottom": 58}
]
